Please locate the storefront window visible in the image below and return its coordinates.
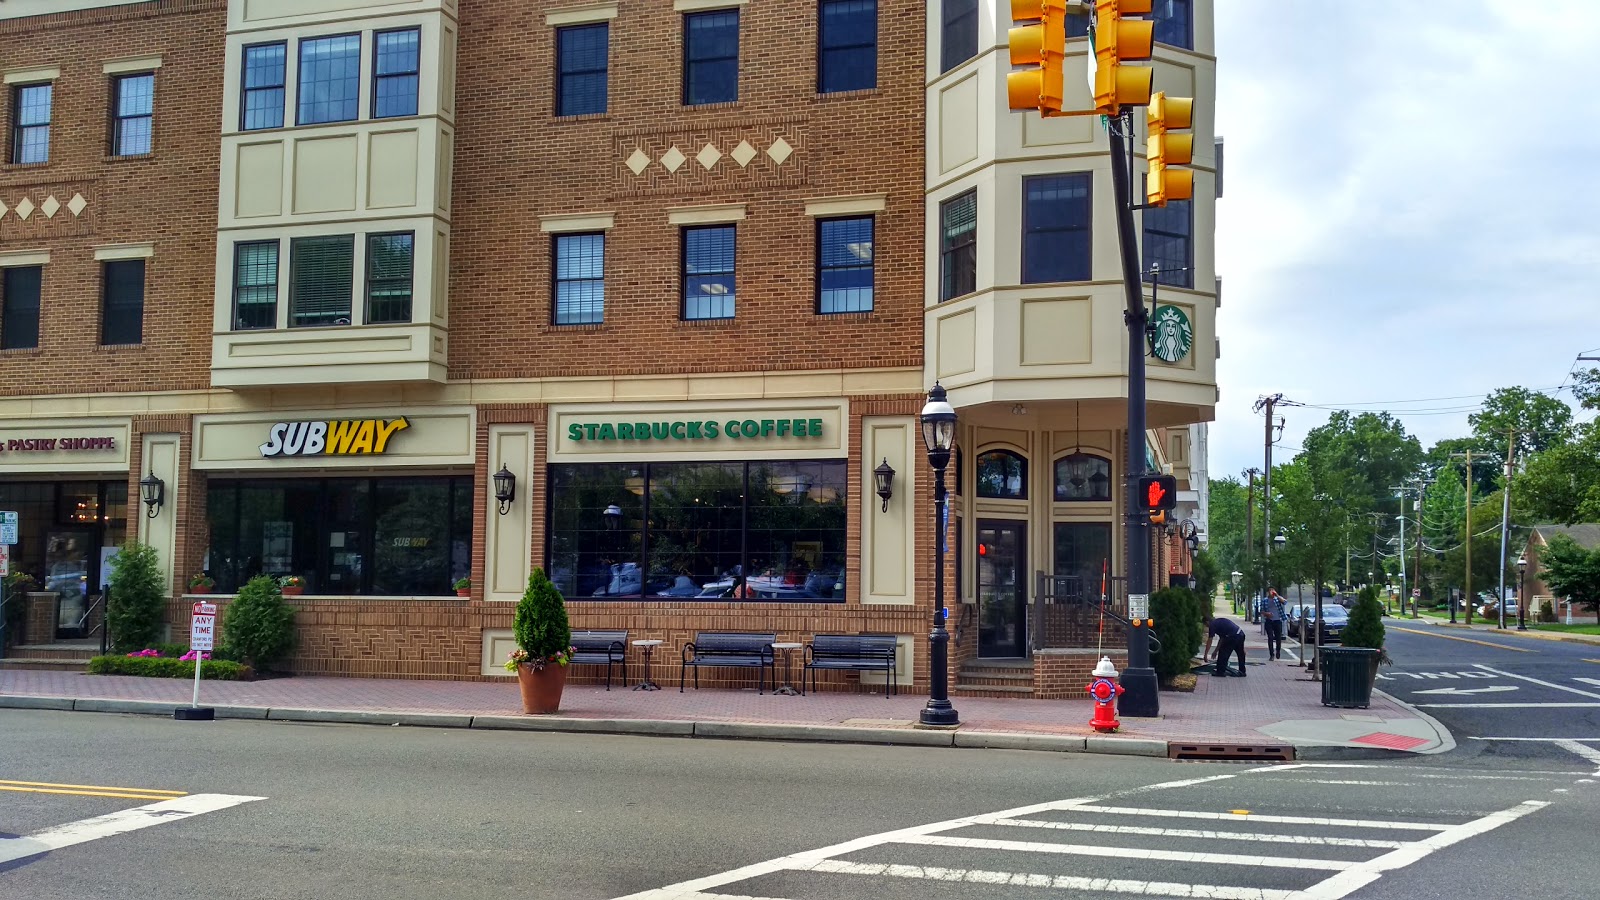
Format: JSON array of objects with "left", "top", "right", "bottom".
[
  {"left": 1054, "top": 453, "right": 1112, "bottom": 501},
  {"left": 975, "top": 449, "right": 1027, "bottom": 499},
  {"left": 0, "top": 481, "right": 128, "bottom": 640},
  {"left": 547, "top": 461, "right": 847, "bottom": 602},
  {"left": 206, "top": 476, "right": 471, "bottom": 596},
  {"left": 1054, "top": 522, "right": 1112, "bottom": 601}
]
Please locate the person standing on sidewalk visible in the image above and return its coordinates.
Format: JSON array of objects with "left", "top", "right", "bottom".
[
  {"left": 1202, "top": 612, "right": 1247, "bottom": 677},
  {"left": 1260, "top": 589, "right": 1287, "bottom": 660}
]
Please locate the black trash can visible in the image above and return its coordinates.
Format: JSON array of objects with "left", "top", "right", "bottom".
[{"left": 1321, "top": 646, "right": 1382, "bottom": 708}]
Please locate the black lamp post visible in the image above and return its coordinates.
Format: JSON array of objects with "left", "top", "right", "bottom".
[
  {"left": 919, "top": 383, "right": 959, "bottom": 728},
  {"left": 1516, "top": 555, "right": 1528, "bottom": 630},
  {"left": 139, "top": 470, "right": 165, "bottom": 518},
  {"left": 873, "top": 458, "right": 895, "bottom": 513},
  {"left": 492, "top": 465, "right": 516, "bottom": 516}
]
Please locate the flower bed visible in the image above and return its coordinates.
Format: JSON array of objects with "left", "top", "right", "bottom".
[{"left": 87, "top": 654, "right": 252, "bottom": 680}]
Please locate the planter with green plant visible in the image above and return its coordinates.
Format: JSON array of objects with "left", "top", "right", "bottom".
[
  {"left": 225, "top": 575, "right": 297, "bottom": 673},
  {"left": 107, "top": 542, "right": 166, "bottom": 653},
  {"left": 188, "top": 572, "right": 216, "bottom": 594},
  {"left": 277, "top": 574, "right": 306, "bottom": 596},
  {"left": 453, "top": 577, "right": 472, "bottom": 598},
  {"left": 2, "top": 571, "right": 36, "bottom": 649},
  {"left": 504, "top": 567, "right": 573, "bottom": 714},
  {"left": 1321, "top": 584, "right": 1386, "bottom": 708}
]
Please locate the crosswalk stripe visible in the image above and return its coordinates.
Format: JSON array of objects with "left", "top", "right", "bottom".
[
  {"left": 1471, "top": 664, "right": 1600, "bottom": 699},
  {"left": 894, "top": 834, "right": 1353, "bottom": 871},
  {"left": 1080, "top": 805, "right": 1452, "bottom": 831},
  {"left": 0, "top": 793, "right": 265, "bottom": 865},
  {"left": 799, "top": 860, "right": 1297, "bottom": 900},
  {"left": 993, "top": 818, "right": 1407, "bottom": 849}
]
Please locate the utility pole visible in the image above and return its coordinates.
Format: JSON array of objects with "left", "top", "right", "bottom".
[
  {"left": 1497, "top": 429, "right": 1516, "bottom": 630},
  {"left": 1254, "top": 395, "right": 1282, "bottom": 597},
  {"left": 1452, "top": 450, "right": 1475, "bottom": 625},
  {"left": 1243, "top": 467, "right": 1259, "bottom": 620},
  {"left": 1414, "top": 480, "right": 1428, "bottom": 619}
]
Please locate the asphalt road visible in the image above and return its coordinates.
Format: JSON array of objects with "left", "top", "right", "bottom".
[
  {"left": 1375, "top": 624, "right": 1600, "bottom": 769},
  {"left": 3, "top": 708, "right": 1599, "bottom": 900}
]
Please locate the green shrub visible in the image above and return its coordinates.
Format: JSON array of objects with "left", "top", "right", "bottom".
[
  {"left": 87, "top": 655, "right": 250, "bottom": 680},
  {"left": 512, "top": 567, "right": 572, "bottom": 668},
  {"left": 223, "top": 575, "right": 296, "bottom": 671},
  {"left": 1343, "top": 587, "right": 1387, "bottom": 653},
  {"left": 1150, "top": 587, "right": 1204, "bottom": 682},
  {"left": 107, "top": 542, "right": 166, "bottom": 653},
  {"left": 1538, "top": 600, "right": 1557, "bottom": 623}
]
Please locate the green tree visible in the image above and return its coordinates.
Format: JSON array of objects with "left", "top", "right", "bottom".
[
  {"left": 1206, "top": 476, "right": 1249, "bottom": 576},
  {"left": 1342, "top": 585, "right": 1386, "bottom": 654},
  {"left": 1540, "top": 534, "right": 1600, "bottom": 625},
  {"left": 107, "top": 541, "right": 165, "bottom": 653},
  {"left": 1191, "top": 549, "right": 1223, "bottom": 600},
  {"left": 1150, "top": 587, "right": 1203, "bottom": 683},
  {"left": 514, "top": 567, "right": 572, "bottom": 661},
  {"left": 223, "top": 575, "right": 296, "bottom": 670},
  {"left": 1468, "top": 386, "right": 1574, "bottom": 469},
  {"left": 1518, "top": 429, "right": 1600, "bottom": 525}
]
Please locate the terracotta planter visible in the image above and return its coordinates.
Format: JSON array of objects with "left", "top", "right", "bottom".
[
  {"left": 280, "top": 586, "right": 304, "bottom": 596},
  {"left": 190, "top": 585, "right": 212, "bottom": 595},
  {"left": 456, "top": 589, "right": 471, "bottom": 597},
  {"left": 516, "top": 661, "right": 568, "bottom": 714}
]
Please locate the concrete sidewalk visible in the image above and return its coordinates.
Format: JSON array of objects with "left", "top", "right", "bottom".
[{"left": 0, "top": 619, "right": 1451, "bottom": 759}]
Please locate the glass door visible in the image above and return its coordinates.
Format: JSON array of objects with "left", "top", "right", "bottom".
[
  {"left": 46, "top": 529, "right": 93, "bottom": 639},
  {"left": 977, "top": 520, "right": 1027, "bottom": 658}
]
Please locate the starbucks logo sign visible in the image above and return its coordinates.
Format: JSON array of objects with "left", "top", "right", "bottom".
[{"left": 1149, "top": 305, "right": 1193, "bottom": 363}]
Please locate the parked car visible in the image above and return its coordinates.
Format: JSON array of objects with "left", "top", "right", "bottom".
[{"left": 1288, "top": 603, "right": 1348, "bottom": 642}]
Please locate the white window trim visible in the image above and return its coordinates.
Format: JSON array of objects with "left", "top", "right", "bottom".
[
  {"left": 3, "top": 66, "right": 60, "bottom": 85},
  {"left": 104, "top": 56, "right": 163, "bottom": 75},
  {"left": 540, "top": 213, "right": 615, "bottom": 233},
  {"left": 0, "top": 250, "right": 50, "bottom": 268},
  {"left": 94, "top": 243, "right": 155, "bottom": 261},
  {"left": 546, "top": 2, "right": 618, "bottom": 26},
  {"left": 804, "top": 194, "right": 887, "bottom": 218},
  {"left": 667, "top": 203, "right": 746, "bottom": 226},
  {"left": 673, "top": 0, "right": 748, "bottom": 11}
]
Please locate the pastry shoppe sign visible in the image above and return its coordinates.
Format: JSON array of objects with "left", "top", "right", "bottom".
[
  {"left": 260, "top": 417, "right": 410, "bottom": 458},
  {"left": 0, "top": 435, "right": 118, "bottom": 454}
]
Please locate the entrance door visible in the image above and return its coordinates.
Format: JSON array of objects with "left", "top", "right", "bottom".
[
  {"left": 977, "top": 520, "right": 1027, "bottom": 658},
  {"left": 46, "top": 529, "right": 93, "bottom": 640}
]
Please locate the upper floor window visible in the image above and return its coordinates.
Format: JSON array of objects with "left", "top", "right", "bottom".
[
  {"left": 298, "top": 34, "right": 361, "bottom": 125},
  {"left": 684, "top": 10, "right": 739, "bottom": 105},
  {"left": 1152, "top": 0, "right": 1192, "bottom": 49},
  {"left": 1143, "top": 200, "right": 1192, "bottom": 289},
  {"left": 101, "top": 260, "right": 145, "bottom": 346},
  {"left": 553, "top": 232, "right": 605, "bottom": 325},
  {"left": 940, "top": 189, "right": 977, "bottom": 301},
  {"left": 241, "top": 42, "right": 286, "bottom": 131},
  {"left": 1022, "top": 173, "right": 1091, "bottom": 284},
  {"left": 11, "top": 83, "right": 52, "bottom": 164},
  {"left": 976, "top": 449, "right": 1027, "bottom": 500},
  {"left": 818, "top": 0, "right": 876, "bottom": 93},
  {"left": 1, "top": 266, "right": 42, "bottom": 350},
  {"left": 111, "top": 73, "right": 154, "bottom": 156},
  {"left": 233, "top": 240, "right": 279, "bottom": 330},
  {"left": 1067, "top": 9, "right": 1089, "bottom": 38},
  {"left": 373, "top": 28, "right": 420, "bottom": 119},
  {"left": 289, "top": 235, "right": 355, "bottom": 327},
  {"left": 816, "top": 216, "right": 873, "bottom": 314},
  {"left": 1055, "top": 453, "right": 1112, "bottom": 501},
  {"left": 365, "top": 232, "right": 414, "bottom": 324},
  {"left": 940, "top": 0, "right": 978, "bottom": 73},
  {"left": 682, "top": 225, "right": 735, "bottom": 321},
  {"left": 557, "top": 23, "right": 609, "bottom": 116}
]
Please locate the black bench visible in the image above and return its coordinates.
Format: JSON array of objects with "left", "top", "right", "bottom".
[
  {"left": 680, "top": 632, "right": 776, "bottom": 694},
  {"left": 805, "top": 634, "right": 898, "bottom": 697},
  {"left": 569, "top": 630, "right": 628, "bottom": 690}
]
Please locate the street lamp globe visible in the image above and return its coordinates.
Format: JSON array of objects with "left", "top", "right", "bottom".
[{"left": 920, "top": 383, "right": 957, "bottom": 461}]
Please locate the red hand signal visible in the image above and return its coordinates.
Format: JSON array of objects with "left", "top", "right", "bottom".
[{"left": 1146, "top": 480, "right": 1167, "bottom": 508}]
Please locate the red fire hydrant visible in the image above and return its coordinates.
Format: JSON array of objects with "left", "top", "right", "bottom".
[{"left": 1087, "top": 656, "right": 1124, "bottom": 733}]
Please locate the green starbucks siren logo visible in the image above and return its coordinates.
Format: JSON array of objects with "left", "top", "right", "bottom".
[{"left": 1149, "top": 305, "right": 1193, "bottom": 363}]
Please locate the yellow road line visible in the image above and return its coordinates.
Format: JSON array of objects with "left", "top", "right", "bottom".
[
  {"left": 0, "top": 779, "right": 185, "bottom": 795},
  {"left": 1389, "top": 627, "right": 1536, "bottom": 653},
  {"left": 0, "top": 786, "right": 188, "bottom": 801}
]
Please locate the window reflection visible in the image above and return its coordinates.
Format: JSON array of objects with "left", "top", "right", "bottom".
[
  {"left": 975, "top": 449, "right": 1027, "bottom": 500},
  {"left": 1054, "top": 453, "right": 1112, "bottom": 502}
]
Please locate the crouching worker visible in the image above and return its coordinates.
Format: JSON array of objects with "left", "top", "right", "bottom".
[{"left": 1202, "top": 612, "right": 1247, "bottom": 677}]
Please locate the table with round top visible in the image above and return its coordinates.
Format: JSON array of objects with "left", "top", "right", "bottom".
[
  {"left": 770, "top": 642, "right": 804, "bottom": 696},
  {"left": 631, "top": 639, "right": 664, "bottom": 691}
]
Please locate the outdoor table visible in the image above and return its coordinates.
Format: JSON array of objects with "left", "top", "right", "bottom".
[
  {"left": 631, "top": 639, "right": 664, "bottom": 691},
  {"left": 770, "top": 642, "right": 803, "bottom": 696}
]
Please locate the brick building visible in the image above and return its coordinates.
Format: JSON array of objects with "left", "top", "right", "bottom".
[{"left": 1, "top": 0, "right": 1217, "bottom": 699}]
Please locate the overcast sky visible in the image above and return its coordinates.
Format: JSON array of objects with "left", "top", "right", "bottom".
[{"left": 1209, "top": 1, "right": 1600, "bottom": 479}]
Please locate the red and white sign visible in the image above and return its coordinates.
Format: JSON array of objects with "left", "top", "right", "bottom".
[
  {"left": 190, "top": 602, "right": 218, "bottom": 652},
  {"left": 0, "top": 544, "right": 10, "bottom": 577}
]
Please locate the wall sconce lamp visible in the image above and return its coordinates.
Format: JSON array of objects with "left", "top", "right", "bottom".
[
  {"left": 492, "top": 465, "right": 516, "bottom": 516},
  {"left": 139, "top": 470, "right": 165, "bottom": 519},
  {"left": 873, "top": 458, "right": 895, "bottom": 513}
]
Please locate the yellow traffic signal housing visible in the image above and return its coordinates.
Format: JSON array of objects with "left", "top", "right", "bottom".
[
  {"left": 1007, "top": 0, "right": 1068, "bottom": 114},
  {"left": 1146, "top": 91, "right": 1194, "bottom": 206},
  {"left": 1093, "top": 0, "right": 1154, "bottom": 116}
]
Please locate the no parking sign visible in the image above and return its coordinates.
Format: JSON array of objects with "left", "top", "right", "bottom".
[{"left": 190, "top": 602, "right": 217, "bottom": 651}]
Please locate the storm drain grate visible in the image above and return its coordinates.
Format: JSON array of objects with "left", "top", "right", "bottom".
[{"left": 1168, "top": 743, "right": 1295, "bottom": 762}]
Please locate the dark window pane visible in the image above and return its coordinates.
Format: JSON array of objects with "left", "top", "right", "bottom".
[
  {"left": 1022, "top": 173, "right": 1092, "bottom": 283},
  {"left": 557, "top": 23, "right": 609, "bottom": 116},
  {"left": 372, "top": 478, "right": 449, "bottom": 595},
  {"left": 373, "top": 28, "right": 420, "bottom": 118},
  {"left": 553, "top": 232, "right": 604, "bottom": 324},
  {"left": 819, "top": 0, "right": 876, "bottom": 93},
  {"left": 112, "top": 73, "right": 154, "bottom": 156},
  {"left": 939, "top": 189, "right": 977, "bottom": 301},
  {"left": 940, "top": 0, "right": 979, "bottom": 73},
  {"left": 1, "top": 265, "right": 42, "bottom": 350},
  {"left": 684, "top": 10, "right": 739, "bottom": 105},
  {"left": 233, "top": 241, "right": 279, "bottom": 330},
  {"left": 1152, "top": 0, "right": 1192, "bottom": 49},
  {"left": 12, "top": 83, "right": 51, "bottom": 164},
  {"left": 365, "top": 232, "right": 414, "bottom": 324},
  {"left": 1054, "top": 453, "right": 1112, "bottom": 501},
  {"left": 647, "top": 463, "right": 745, "bottom": 597},
  {"left": 1054, "top": 523, "right": 1113, "bottom": 591},
  {"left": 976, "top": 450, "right": 1027, "bottom": 500},
  {"left": 242, "top": 43, "right": 286, "bottom": 130},
  {"left": 298, "top": 34, "right": 361, "bottom": 125},
  {"left": 817, "top": 216, "right": 874, "bottom": 313},
  {"left": 746, "top": 461, "right": 848, "bottom": 599},
  {"left": 289, "top": 235, "right": 354, "bottom": 327},
  {"left": 682, "top": 225, "right": 735, "bottom": 320},
  {"left": 1142, "top": 199, "right": 1192, "bottom": 288},
  {"left": 547, "top": 465, "right": 644, "bottom": 598},
  {"left": 100, "top": 259, "right": 145, "bottom": 346}
]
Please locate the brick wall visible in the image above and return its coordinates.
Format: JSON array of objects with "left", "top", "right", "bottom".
[{"left": 1034, "top": 649, "right": 1129, "bottom": 701}]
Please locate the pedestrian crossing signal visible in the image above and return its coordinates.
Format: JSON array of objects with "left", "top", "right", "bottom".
[{"left": 1139, "top": 474, "right": 1177, "bottom": 524}]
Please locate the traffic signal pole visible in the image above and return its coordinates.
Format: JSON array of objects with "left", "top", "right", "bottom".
[{"left": 1108, "top": 109, "right": 1159, "bottom": 718}]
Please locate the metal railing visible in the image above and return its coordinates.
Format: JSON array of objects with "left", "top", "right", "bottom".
[{"left": 1030, "top": 573, "right": 1130, "bottom": 652}]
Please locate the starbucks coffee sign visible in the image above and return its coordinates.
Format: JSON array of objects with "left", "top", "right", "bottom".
[
  {"left": 1149, "top": 305, "right": 1193, "bottom": 363},
  {"left": 567, "top": 417, "right": 825, "bottom": 443}
]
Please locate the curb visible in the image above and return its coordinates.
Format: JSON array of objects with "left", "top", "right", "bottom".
[
  {"left": 1423, "top": 620, "right": 1600, "bottom": 646},
  {"left": 1371, "top": 687, "right": 1457, "bottom": 756}
]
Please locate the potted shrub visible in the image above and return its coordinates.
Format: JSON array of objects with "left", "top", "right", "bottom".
[
  {"left": 107, "top": 542, "right": 165, "bottom": 653},
  {"left": 278, "top": 575, "right": 306, "bottom": 596},
  {"left": 224, "top": 574, "right": 296, "bottom": 673},
  {"left": 503, "top": 567, "right": 573, "bottom": 714},
  {"left": 188, "top": 572, "right": 216, "bottom": 594},
  {"left": 453, "top": 577, "right": 472, "bottom": 598},
  {"left": 1321, "top": 585, "right": 1386, "bottom": 708}
]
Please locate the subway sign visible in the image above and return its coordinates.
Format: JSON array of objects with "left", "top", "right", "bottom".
[
  {"left": 567, "top": 417, "right": 825, "bottom": 442},
  {"left": 260, "top": 417, "right": 410, "bottom": 457}
]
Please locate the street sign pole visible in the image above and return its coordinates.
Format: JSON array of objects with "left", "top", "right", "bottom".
[{"left": 176, "top": 601, "right": 217, "bottom": 721}]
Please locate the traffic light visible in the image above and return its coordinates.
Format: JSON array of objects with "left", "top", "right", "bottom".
[
  {"left": 1007, "top": 0, "right": 1068, "bottom": 114},
  {"left": 1092, "top": 0, "right": 1154, "bottom": 116},
  {"left": 1146, "top": 91, "right": 1194, "bottom": 206},
  {"left": 1139, "top": 473, "right": 1177, "bottom": 525}
]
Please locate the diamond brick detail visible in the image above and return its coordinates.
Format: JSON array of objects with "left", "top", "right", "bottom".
[
  {"left": 766, "top": 137, "right": 793, "bottom": 165},
  {"left": 625, "top": 148, "right": 650, "bottom": 175},
  {"left": 730, "top": 141, "right": 757, "bottom": 168},
  {"left": 696, "top": 143, "right": 722, "bottom": 171},
  {"left": 40, "top": 195, "right": 60, "bottom": 218},
  {"left": 67, "top": 193, "right": 88, "bottom": 216},
  {"left": 0, "top": 199, "right": 8, "bottom": 220},
  {"left": 659, "top": 145, "right": 686, "bottom": 173},
  {"left": 14, "top": 197, "right": 34, "bottom": 220}
]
